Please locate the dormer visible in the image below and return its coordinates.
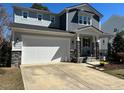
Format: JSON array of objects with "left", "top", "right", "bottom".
[
  {"left": 63, "top": 3, "right": 103, "bottom": 31},
  {"left": 13, "top": 6, "right": 60, "bottom": 29}
]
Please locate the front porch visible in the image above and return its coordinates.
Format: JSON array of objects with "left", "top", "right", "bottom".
[
  {"left": 71, "top": 26, "right": 103, "bottom": 63},
  {"left": 77, "top": 35, "right": 99, "bottom": 63},
  {"left": 79, "top": 35, "right": 98, "bottom": 57}
]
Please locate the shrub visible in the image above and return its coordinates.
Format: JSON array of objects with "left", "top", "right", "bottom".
[{"left": 110, "top": 34, "right": 124, "bottom": 64}]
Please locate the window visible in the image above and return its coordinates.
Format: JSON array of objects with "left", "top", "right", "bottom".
[
  {"left": 79, "top": 16, "right": 83, "bottom": 24},
  {"left": 50, "top": 16, "right": 55, "bottom": 23},
  {"left": 114, "top": 28, "right": 118, "bottom": 32},
  {"left": 37, "top": 14, "right": 43, "bottom": 21},
  {"left": 88, "top": 17, "right": 90, "bottom": 25},
  {"left": 78, "top": 16, "right": 91, "bottom": 25},
  {"left": 22, "top": 11, "right": 28, "bottom": 18},
  {"left": 83, "top": 17, "right": 87, "bottom": 24},
  {"left": 103, "top": 40, "right": 105, "bottom": 45}
]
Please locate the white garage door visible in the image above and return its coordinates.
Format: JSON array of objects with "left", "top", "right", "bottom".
[{"left": 22, "top": 35, "right": 70, "bottom": 64}]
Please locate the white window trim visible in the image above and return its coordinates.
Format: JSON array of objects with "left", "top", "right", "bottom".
[
  {"left": 22, "top": 11, "right": 29, "bottom": 19},
  {"left": 90, "top": 16, "right": 93, "bottom": 26},
  {"left": 37, "top": 14, "right": 43, "bottom": 21},
  {"left": 78, "top": 16, "right": 83, "bottom": 25},
  {"left": 78, "top": 14, "right": 92, "bottom": 26},
  {"left": 50, "top": 15, "right": 55, "bottom": 24}
]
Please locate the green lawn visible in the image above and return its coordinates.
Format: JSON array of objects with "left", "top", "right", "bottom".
[{"left": 0, "top": 68, "right": 24, "bottom": 90}]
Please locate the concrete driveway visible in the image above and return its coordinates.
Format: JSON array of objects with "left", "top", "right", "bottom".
[{"left": 21, "top": 63, "right": 124, "bottom": 90}]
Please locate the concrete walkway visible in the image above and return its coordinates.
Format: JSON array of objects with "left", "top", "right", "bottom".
[{"left": 21, "top": 63, "right": 124, "bottom": 90}]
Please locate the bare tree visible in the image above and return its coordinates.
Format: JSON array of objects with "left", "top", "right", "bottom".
[
  {"left": 0, "top": 5, "right": 11, "bottom": 46},
  {"left": 0, "top": 5, "right": 12, "bottom": 67}
]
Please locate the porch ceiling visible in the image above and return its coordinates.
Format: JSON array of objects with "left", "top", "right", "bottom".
[{"left": 76, "top": 26, "right": 103, "bottom": 36}]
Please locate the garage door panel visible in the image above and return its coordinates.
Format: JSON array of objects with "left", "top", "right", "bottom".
[
  {"left": 22, "top": 35, "right": 70, "bottom": 64},
  {"left": 23, "top": 36, "right": 69, "bottom": 47}
]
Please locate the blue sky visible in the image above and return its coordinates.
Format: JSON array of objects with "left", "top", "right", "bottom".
[{"left": 1, "top": 3, "right": 124, "bottom": 24}]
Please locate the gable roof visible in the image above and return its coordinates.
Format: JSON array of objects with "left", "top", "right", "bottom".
[
  {"left": 13, "top": 3, "right": 103, "bottom": 18},
  {"left": 64, "top": 3, "right": 103, "bottom": 18},
  {"left": 78, "top": 25, "right": 104, "bottom": 33},
  {"left": 75, "top": 25, "right": 103, "bottom": 36}
]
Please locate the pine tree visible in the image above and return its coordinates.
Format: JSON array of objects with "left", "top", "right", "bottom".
[
  {"left": 112, "top": 34, "right": 124, "bottom": 53},
  {"left": 31, "top": 3, "right": 49, "bottom": 11},
  {"left": 111, "top": 34, "right": 124, "bottom": 63}
]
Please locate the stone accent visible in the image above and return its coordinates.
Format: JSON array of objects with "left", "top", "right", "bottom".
[
  {"left": 76, "top": 41, "right": 81, "bottom": 63},
  {"left": 11, "top": 51, "right": 21, "bottom": 67},
  {"left": 96, "top": 42, "right": 99, "bottom": 58}
]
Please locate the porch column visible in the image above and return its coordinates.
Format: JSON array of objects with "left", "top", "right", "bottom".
[
  {"left": 93, "top": 36, "right": 96, "bottom": 57},
  {"left": 93, "top": 36, "right": 99, "bottom": 58},
  {"left": 96, "top": 37, "right": 100, "bottom": 58},
  {"left": 76, "top": 33, "right": 80, "bottom": 63}
]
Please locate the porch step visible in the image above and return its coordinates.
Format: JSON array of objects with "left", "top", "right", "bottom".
[
  {"left": 87, "top": 57, "right": 97, "bottom": 62},
  {"left": 78, "top": 57, "right": 99, "bottom": 63}
]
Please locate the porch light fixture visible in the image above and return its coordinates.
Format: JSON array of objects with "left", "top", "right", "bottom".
[
  {"left": 77, "top": 36, "right": 80, "bottom": 41},
  {"left": 14, "top": 37, "right": 19, "bottom": 46},
  {"left": 97, "top": 39, "right": 100, "bottom": 43},
  {"left": 16, "top": 38, "right": 19, "bottom": 42},
  {"left": 15, "top": 38, "right": 19, "bottom": 45}
]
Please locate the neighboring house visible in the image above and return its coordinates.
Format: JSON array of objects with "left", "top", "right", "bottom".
[
  {"left": 11, "top": 3, "right": 103, "bottom": 65},
  {"left": 99, "top": 33, "right": 113, "bottom": 57},
  {"left": 102, "top": 15, "right": 124, "bottom": 34},
  {"left": 100, "top": 15, "right": 124, "bottom": 56}
]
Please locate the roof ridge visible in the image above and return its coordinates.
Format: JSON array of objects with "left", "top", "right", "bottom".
[{"left": 13, "top": 5, "right": 57, "bottom": 15}]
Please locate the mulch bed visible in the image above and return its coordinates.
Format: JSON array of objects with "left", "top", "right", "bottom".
[{"left": 104, "top": 64, "right": 124, "bottom": 70}]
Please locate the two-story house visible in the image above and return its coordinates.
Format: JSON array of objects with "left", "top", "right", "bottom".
[{"left": 11, "top": 3, "right": 103, "bottom": 65}]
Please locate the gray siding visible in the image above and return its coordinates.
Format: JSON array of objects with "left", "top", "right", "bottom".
[
  {"left": 59, "top": 13, "right": 66, "bottom": 30},
  {"left": 99, "top": 37, "right": 108, "bottom": 56},
  {"left": 68, "top": 9, "right": 100, "bottom": 31},
  {"left": 99, "top": 37, "right": 108, "bottom": 50},
  {"left": 14, "top": 8, "right": 60, "bottom": 28},
  {"left": 68, "top": 10, "right": 83, "bottom": 31},
  {"left": 92, "top": 15, "right": 99, "bottom": 29}
]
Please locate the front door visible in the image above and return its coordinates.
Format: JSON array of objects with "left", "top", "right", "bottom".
[{"left": 81, "top": 37, "right": 91, "bottom": 56}]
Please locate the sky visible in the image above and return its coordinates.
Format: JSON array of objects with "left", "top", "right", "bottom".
[{"left": 1, "top": 3, "right": 124, "bottom": 24}]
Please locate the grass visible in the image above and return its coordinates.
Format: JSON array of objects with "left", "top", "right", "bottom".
[
  {"left": 0, "top": 67, "right": 24, "bottom": 90},
  {"left": 104, "top": 69, "right": 124, "bottom": 79}
]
